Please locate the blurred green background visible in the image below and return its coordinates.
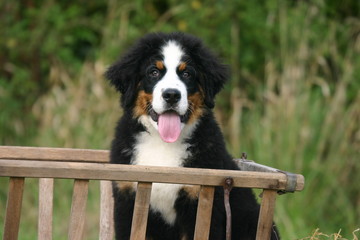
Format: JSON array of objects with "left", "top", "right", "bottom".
[{"left": 0, "top": 0, "right": 359, "bottom": 239}]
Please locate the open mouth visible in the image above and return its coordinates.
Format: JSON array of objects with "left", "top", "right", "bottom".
[
  {"left": 149, "top": 109, "right": 189, "bottom": 123},
  {"left": 149, "top": 109, "right": 190, "bottom": 143}
]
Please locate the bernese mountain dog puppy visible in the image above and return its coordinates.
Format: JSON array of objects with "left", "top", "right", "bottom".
[{"left": 106, "top": 32, "right": 279, "bottom": 240}]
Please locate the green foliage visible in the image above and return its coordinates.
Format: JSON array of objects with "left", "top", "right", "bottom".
[
  {"left": 0, "top": 0, "right": 359, "bottom": 239},
  {"left": 0, "top": 1, "right": 104, "bottom": 144}
]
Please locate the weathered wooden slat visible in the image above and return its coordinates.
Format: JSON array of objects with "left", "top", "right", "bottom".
[
  {"left": 3, "top": 177, "right": 25, "bottom": 240},
  {"left": 0, "top": 146, "right": 109, "bottom": 163},
  {"left": 130, "top": 182, "right": 152, "bottom": 240},
  {"left": 99, "top": 181, "right": 114, "bottom": 240},
  {"left": 256, "top": 190, "right": 278, "bottom": 240},
  {"left": 0, "top": 159, "right": 304, "bottom": 191},
  {"left": 194, "top": 186, "right": 215, "bottom": 240},
  {"left": 38, "top": 178, "right": 54, "bottom": 240},
  {"left": 68, "top": 179, "right": 89, "bottom": 240}
]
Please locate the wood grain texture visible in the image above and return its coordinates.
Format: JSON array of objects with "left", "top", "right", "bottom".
[
  {"left": 0, "top": 146, "right": 109, "bottom": 163},
  {"left": 130, "top": 182, "right": 152, "bottom": 240},
  {"left": 194, "top": 186, "right": 215, "bottom": 240},
  {"left": 3, "top": 177, "right": 25, "bottom": 240},
  {"left": 256, "top": 190, "right": 278, "bottom": 240},
  {"left": 0, "top": 146, "right": 305, "bottom": 240},
  {"left": 0, "top": 159, "right": 304, "bottom": 191},
  {"left": 0, "top": 146, "right": 305, "bottom": 191},
  {"left": 99, "top": 181, "right": 114, "bottom": 240},
  {"left": 38, "top": 178, "right": 54, "bottom": 240},
  {"left": 68, "top": 179, "right": 89, "bottom": 240}
]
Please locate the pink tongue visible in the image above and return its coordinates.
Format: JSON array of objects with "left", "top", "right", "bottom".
[{"left": 158, "top": 112, "right": 181, "bottom": 143}]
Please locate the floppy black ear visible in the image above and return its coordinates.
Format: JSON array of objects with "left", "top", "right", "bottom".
[
  {"left": 105, "top": 48, "right": 142, "bottom": 108},
  {"left": 198, "top": 56, "right": 229, "bottom": 109},
  {"left": 105, "top": 33, "right": 167, "bottom": 108}
]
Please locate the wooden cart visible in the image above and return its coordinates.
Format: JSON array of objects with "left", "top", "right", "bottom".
[{"left": 0, "top": 146, "right": 304, "bottom": 240}]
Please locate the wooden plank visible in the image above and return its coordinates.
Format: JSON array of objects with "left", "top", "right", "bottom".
[
  {"left": 0, "top": 146, "right": 305, "bottom": 190},
  {"left": 0, "top": 146, "right": 109, "bottom": 163},
  {"left": 130, "top": 182, "right": 152, "bottom": 240},
  {"left": 3, "top": 177, "right": 25, "bottom": 240},
  {"left": 256, "top": 190, "right": 278, "bottom": 240},
  {"left": 194, "top": 186, "right": 215, "bottom": 240},
  {"left": 99, "top": 181, "right": 114, "bottom": 240},
  {"left": 0, "top": 159, "right": 304, "bottom": 191},
  {"left": 68, "top": 179, "right": 89, "bottom": 240},
  {"left": 38, "top": 178, "right": 54, "bottom": 240}
]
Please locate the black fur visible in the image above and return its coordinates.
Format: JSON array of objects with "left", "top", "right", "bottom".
[{"left": 106, "top": 32, "right": 280, "bottom": 240}]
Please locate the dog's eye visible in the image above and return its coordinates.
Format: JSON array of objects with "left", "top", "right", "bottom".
[
  {"left": 182, "top": 72, "right": 190, "bottom": 78},
  {"left": 150, "top": 69, "right": 160, "bottom": 78}
]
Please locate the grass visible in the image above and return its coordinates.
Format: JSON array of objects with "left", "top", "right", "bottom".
[
  {"left": 220, "top": 2, "right": 360, "bottom": 238},
  {"left": 299, "top": 228, "right": 360, "bottom": 240}
]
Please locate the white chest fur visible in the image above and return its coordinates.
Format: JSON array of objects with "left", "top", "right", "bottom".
[{"left": 132, "top": 116, "right": 196, "bottom": 225}]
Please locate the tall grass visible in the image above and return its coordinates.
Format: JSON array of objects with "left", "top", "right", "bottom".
[
  {"left": 32, "top": 60, "right": 119, "bottom": 149},
  {"left": 1, "top": 0, "right": 359, "bottom": 239},
  {"left": 223, "top": 2, "right": 360, "bottom": 239}
]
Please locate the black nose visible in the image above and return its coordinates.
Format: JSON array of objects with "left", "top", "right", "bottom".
[{"left": 162, "top": 88, "right": 181, "bottom": 105}]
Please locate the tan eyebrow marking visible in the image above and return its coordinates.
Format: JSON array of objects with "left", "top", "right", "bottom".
[
  {"left": 178, "top": 62, "right": 187, "bottom": 71},
  {"left": 156, "top": 61, "right": 164, "bottom": 70}
]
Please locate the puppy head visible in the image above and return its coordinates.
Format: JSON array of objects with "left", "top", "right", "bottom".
[{"left": 106, "top": 32, "right": 228, "bottom": 142}]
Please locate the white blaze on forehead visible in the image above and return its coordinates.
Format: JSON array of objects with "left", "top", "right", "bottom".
[
  {"left": 162, "top": 41, "right": 184, "bottom": 69},
  {"left": 151, "top": 40, "right": 188, "bottom": 116}
]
